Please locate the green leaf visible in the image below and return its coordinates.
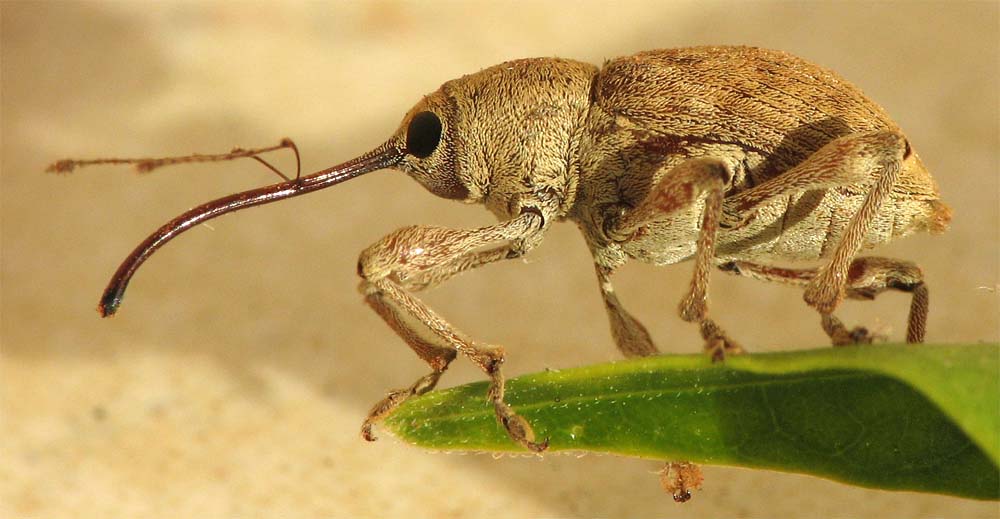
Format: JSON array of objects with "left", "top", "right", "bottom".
[{"left": 383, "top": 343, "right": 999, "bottom": 500}]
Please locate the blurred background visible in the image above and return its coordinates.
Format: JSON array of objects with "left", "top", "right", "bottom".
[{"left": 2, "top": 1, "right": 997, "bottom": 517}]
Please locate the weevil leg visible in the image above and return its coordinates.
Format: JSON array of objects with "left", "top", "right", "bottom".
[
  {"left": 605, "top": 157, "right": 748, "bottom": 502},
  {"left": 597, "top": 261, "right": 707, "bottom": 501},
  {"left": 357, "top": 210, "right": 550, "bottom": 452},
  {"left": 803, "top": 134, "right": 907, "bottom": 319},
  {"left": 659, "top": 461, "right": 704, "bottom": 503},
  {"left": 610, "top": 157, "right": 744, "bottom": 361},
  {"left": 362, "top": 244, "right": 535, "bottom": 436},
  {"left": 595, "top": 264, "right": 658, "bottom": 357},
  {"left": 720, "top": 256, "right": 928, "bottom": 344},
  {"left": 834, "top": 257, "right": 928, "bottom": 344},
  {"left": 359, "top": 245, "right": 518, "bottom": 438},
  {"left": 597, "top": 261, "right": 706, "bottom": 500},
  {"left": 392, "top": 245, "right": 517, "bottom": 293},
  {"left": 721, "top": 130, "right": 910, "bottom": 320},
  {"left": 360, "top": 290, "right": 456, "bottom": 441},
  {"left": 598, "top": 158, "right": 743, "bottom": 503}
]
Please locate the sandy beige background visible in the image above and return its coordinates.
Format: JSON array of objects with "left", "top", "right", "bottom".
[{"left": 3, "top": 1, "right": 998, "bottom": 517}]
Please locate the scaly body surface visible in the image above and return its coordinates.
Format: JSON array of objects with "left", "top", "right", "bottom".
[
  {"left": 572, "top": 47, "right": 947, "bottom": 268},
  {"left": 429, "top": 47, "right": 947, "bottom": 267},
  {"left": 57, "top": 46, "right": 950, "bottom": 478}
]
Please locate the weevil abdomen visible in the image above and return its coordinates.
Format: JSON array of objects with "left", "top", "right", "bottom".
[{"left": 573, "top": 46, "right": 949, "bottom": 267}]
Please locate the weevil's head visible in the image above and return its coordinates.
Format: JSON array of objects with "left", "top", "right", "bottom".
[
  {"left": 390, "top": 58, "right": 599, "bottom": 219},
  {"left": 93, "top": 58, "right": 599, "bottom": 317},
  {"left": 388, "top": 94, "right": 469, "bottom": 201}
]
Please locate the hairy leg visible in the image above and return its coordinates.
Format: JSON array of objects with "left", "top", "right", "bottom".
[
  {"left": 594, "top": 264, "right": 658, "bottom": 357},
  {"left": 721, "top": 130, "right": 911, "bottom": 323},
  {"left": 609, "top": 157, "right": 744, "bottom": 361},
  {"left": 720, "top": 256, "right": 928, "bottom": 344},
  {"left": 357, "top": 210, "right": 550, "bottom": 451}
]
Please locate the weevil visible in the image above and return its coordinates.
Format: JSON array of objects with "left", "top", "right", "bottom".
[{"left": 53, "top": 46, "right": 951, "bottom": 457}]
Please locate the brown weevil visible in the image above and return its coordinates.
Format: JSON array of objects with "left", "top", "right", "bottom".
[{"left": 53, "top": 46, "right": 951, "bottom": 456}]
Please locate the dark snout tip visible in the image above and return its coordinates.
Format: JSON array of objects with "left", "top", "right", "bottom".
[{"left": 98, "top": 291, "right": 122, "bottom": 317}]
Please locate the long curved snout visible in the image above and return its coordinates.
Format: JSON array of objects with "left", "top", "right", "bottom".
[{"left": 99, "top": 141, "right": 403, "bottom": 317}]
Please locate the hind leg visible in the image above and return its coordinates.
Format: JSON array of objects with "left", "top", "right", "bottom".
[
  {"left": 720, "top": 257, "right": 928, "bottom": 344},
  {"left": 718, "top": 130, "right": 918, "bottom": 342}
]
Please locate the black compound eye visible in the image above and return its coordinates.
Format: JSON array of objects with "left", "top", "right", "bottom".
[{"left": 406, "top": 111, "right": 442, "bottom": 158}]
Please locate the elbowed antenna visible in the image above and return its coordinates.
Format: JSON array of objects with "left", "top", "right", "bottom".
[{"left": 99, "top": 141, "right": 404, "bottom": 317}]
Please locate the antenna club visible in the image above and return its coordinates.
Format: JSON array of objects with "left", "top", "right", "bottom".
[{"left": 46, "top": 160, "right": 78, "bottom": 174}]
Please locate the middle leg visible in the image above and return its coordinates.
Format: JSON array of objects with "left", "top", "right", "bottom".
[
  {"left": 608, "top": 157, "right": 745, "bottom": 361},
  {"left": 596, "top": 157, "right": 742, "bottom": 503},
  {"left": 595, "top": 264, "right": 658, "bottom": 358}
]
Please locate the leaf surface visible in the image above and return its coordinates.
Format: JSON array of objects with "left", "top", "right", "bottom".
[{"left": 384, "top": 344, "right": 999, "bottom": 500}]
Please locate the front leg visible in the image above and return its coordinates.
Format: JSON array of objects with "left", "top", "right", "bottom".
[{"left": 357, "top": 210, "right": 549, "bottom": 452}]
